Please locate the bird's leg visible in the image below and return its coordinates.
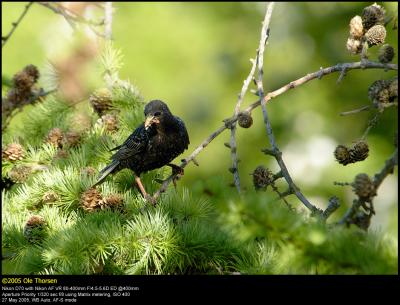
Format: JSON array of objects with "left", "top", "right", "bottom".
[
  {"left": 153, "top": 164, "right": 184, "bottom": 188},
  {"left": 134, "top": 176, "right": 156, "bottom": 205},
  {"left": 167, "top": 163, "right": 184, "bottom": 189}
]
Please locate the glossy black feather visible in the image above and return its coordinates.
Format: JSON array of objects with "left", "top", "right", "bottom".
[{"left": 94, "top": 100, "right": 189, "bottom": 186}]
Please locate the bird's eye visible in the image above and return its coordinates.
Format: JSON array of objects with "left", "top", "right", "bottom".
[{"left": 154, "top": 111, "right": 162, "bottom": 116}]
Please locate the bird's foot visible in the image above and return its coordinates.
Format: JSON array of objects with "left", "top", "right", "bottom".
[
  {"left": 144, "top": 193, "right": 157, "bottom": 206},
  {"left": 168, "top": 163, "right": 184, "bottom": 176}
]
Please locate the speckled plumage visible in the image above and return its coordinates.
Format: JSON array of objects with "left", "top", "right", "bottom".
[{"left": 94, "top": 100, "right": 189, "bottom": 188}]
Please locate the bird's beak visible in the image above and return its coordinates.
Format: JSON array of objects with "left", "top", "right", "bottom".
[{"left": 145, "top": 115, "right": 160, "bottom": 129}]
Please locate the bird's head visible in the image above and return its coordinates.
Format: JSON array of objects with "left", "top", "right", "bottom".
[{"left": 144, "top": 100, "right": 173, "bottom": 130}]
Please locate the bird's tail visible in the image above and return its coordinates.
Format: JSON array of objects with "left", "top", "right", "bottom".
[{"left": 92, "top": 161, "right": 119, "bottom": 187}]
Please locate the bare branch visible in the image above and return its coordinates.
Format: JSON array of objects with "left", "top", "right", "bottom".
[
  {"left": 373, "top": 148, "right": 398, "bottom": 189},
  {"left": 322, "top": 196, "right": 340, "bottom": 220},
  {"left": 340, "top": 105, "right": 370, "bottom": 116},
  {"left": 151, "top": 60, "right": 397, "bottom": 202},
  {"left": 2, "top": 2, "right": 33, "bottom": 48},
  {"left": 38, "top": 2, "right": 105, "bottom": 35},
  {"left": 228, "top": 3, "right": 273, "bottom": 193}
]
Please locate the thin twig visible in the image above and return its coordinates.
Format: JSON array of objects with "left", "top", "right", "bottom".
[
  {"left": 322, "top": 196, "right": 340, "bottom": 220},
  {"left": 151, "top": 60, "right": 397, "bottom": 202},
  {"left": 38, "top": 2, "right": 104, "bottom": 31},
  {"left": 339, "top": 105, "right": 370, "bottom": 116},
  {"left": 2, "top": 2, "right": 33, "bottom": 48},
  {"left": 256, "top": 3, "right": 322, "bottom": 214},
  {"left": 373, "top": 148, "right": 398, "bottom": 189},
  {"left": 229, "top": 59, "right": 258, "bottom": 193},
  {"left": 228, "top": 3, "right": 271, "bottom": 193},
  {"left": 361, "top": 111, "right": 381, "bottom": 140}
]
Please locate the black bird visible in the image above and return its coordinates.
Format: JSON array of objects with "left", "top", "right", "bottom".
[{"left": 93, "top": 100, "right": 189, "bottom": 200}]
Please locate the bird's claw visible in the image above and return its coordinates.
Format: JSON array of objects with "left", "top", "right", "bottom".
[{"left": 144, "top": 194, "right": 157, "bottom": 206}]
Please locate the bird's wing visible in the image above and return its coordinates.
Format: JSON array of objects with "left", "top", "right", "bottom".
[
  {"left": 111, "top": 124, "right": 149, "bottom": 161},
  {"left": 175, "top": 116, "right": 190, "bottom": 148}
]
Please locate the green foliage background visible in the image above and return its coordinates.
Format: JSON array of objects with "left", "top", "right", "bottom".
[{"left": 1, "top": 2, "right": 398, "bottom": 274}]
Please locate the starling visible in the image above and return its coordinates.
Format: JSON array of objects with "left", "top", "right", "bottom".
[{"left": 93, "top": 100, "right": 190, "bottom": 201}]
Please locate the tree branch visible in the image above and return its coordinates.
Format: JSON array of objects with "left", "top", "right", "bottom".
[
  {"left": 2, "top": 2, "right": 33, "bottom": 48},
  {"left": 228, "top": 3, "right": 273, "bottom": 193},
  {"left": 151, "top": 60, "right": 397, "bottom": 202}
]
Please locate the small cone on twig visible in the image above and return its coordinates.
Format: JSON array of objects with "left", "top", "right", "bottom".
[
  {"left": 63, "top": 130, "right": 82, "bottom": 148},
  {"left": 334, "top": 145, "right": 352, "bottom": 165},
  {"left": 367, "top": 79, "right": 394, "bottom": 108},
  {"left": 352, "top": 173, "right": 376, "bottom": 200},
  {"left": 23, "top": 215, "right": 46, "bottom": 244},
  {"left": 2, "top": 143, "right": 25, "bottom": 162},
  {"left": 349, "top": 15, "right": 364, "bottom": 39},
  {"left": 349, "top": 140, "right": 369, "bottom": 162},
  {"left": 346, "top": 37, "right": 363, "bottom": 55},
  {"left": 99, "top": 114, "right": 119, "bottom": 133},
  {"left": 252, "top": 165, "right": 274, "bottom": 191},
  {"left": 378, "top": 44, "right": 395, "bottom": 64},
  {"left": 103, "top": 194, "right": 124, "bottom": 212},
  {"left": 80, "top": 188, "right": 104, "bottom": 212},
  {"left": 81, "top": 166, "right": 97, "bottom": 176},
  {"left": 46, "top": 128, "right": 64, "bottom": 148},
  {"left": 365, "top": 24, "right": 386, "bottom": 47},
  {"left": 42, "top": 191, "right": 59, "bottom": 204},
  {"left": 89, "top": 88, "right": 113, "bottom": 116},
  {"left": 238, "top": 111, "right": 253, "bottom": 128},
  {"left": 361, "top": 3, "right": 385, "bottom": 30},
  {"left": 8, "top": 165, "right": 31, "bottom": 183}
]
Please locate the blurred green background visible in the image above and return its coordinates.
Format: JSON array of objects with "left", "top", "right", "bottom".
[{"left": 2, "top": 2, "right": 398, "bottom": 238}]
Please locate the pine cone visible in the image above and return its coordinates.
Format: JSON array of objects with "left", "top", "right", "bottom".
[
  {"left": 81, "top": 166, "right": 97, "bottom": 176},
  {"left": 349, "top": 140, "right": 369, "bottom": 162},
  {"left": 252, "top": 166, "right": 274, "bottom": 190},
  {"left": 2, "top": 143, "right": 25, "bottom": 162},
  {"left": 361, "top": 3, "right": 385, "bottom": 30},
  {"left": 378, "top": 44, "right": 395, "bottom": 64},
  {"left": 349, "top": 15, "right": 364, "bottom": 39},
  {"left": 89, "top": 88, "right": 113, "bottom": 116},
  {"left": 334, "top": 145, "right": 351, "bottom": 165},
  {"left": 42, "top": 191, "right": 59, "bottom": 204},
  {"left": 8, "top": 166, "right": 31, "bottom": 183},
  {"left": 103, "top": 194, "right": 124, "bottom": 212},
  {"left": 346, "top": 37, "right": 363, "bottom": 55},
  {"left": 376, "top": 88, "right": 390, "bottom": 107},
  {"left": 12, "top": 70, "right": 35, "bottom": 91},
  {"left": 100, "top": 114, "right": 119, "bottom": 132},
  {"left": 23, "top": 215, "right": 46, "bottom": 244},
  {"left": 365, "top": 24, "right": 386, "bottom": 47},
  {"left": 63, "top": 131, "right": 81, "bottom": 148},
  {"left": 352, "top": 173, "right": 376, "bottom": 200},
  {"left": 80, "top": 188, "right": 104, "bottom": 212},
  {"left": 238, "top": 111, "right": 253, "bottom": 128},
  {"left": 24, "top": 64, "right": 40, "bottom": 82},
  {"left": 46, "top": 128, "right": 64, "bottom": 148},
  {"left": 368, "top": 79, "right": 390, "bottom": 104}
]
